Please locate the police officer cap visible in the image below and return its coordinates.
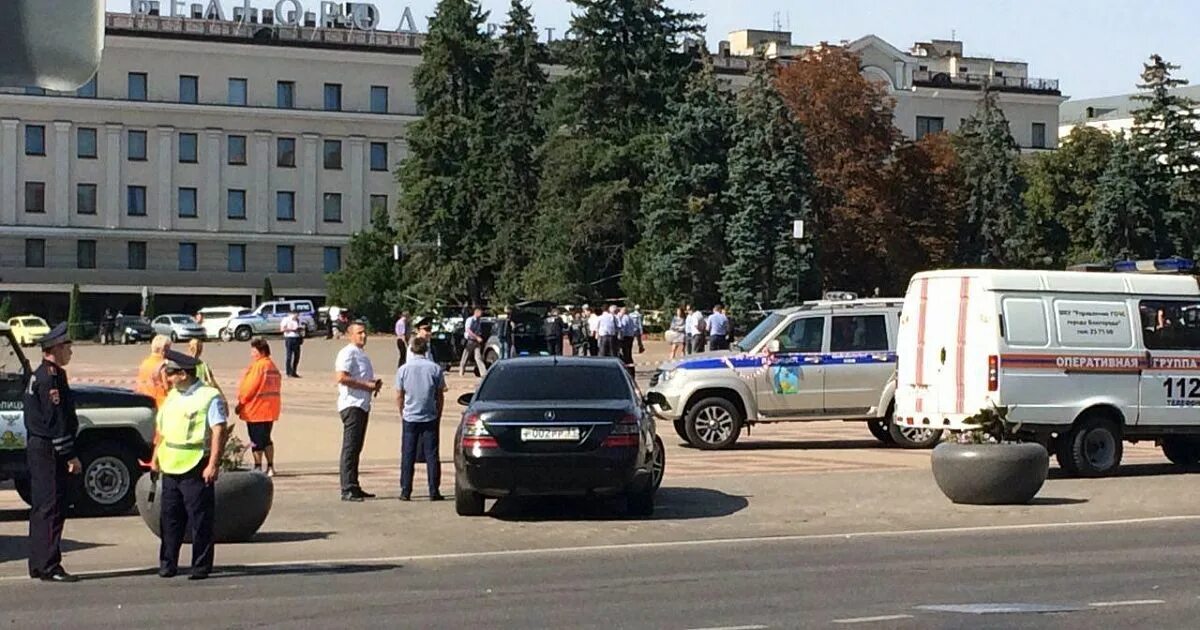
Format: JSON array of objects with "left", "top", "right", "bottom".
[
  {"left": 415, "top": 317, "right": 433, "bottom": 329},
  {"left": 38, "top": 323, "right": 71, "bottom": 350},
  {"left": 162, "top": 349, "right": 200, "bottom": 371}
]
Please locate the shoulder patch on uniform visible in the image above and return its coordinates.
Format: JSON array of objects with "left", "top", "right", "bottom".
[{"left": 215, "top": 398, "right": 229, "bottom": 417}]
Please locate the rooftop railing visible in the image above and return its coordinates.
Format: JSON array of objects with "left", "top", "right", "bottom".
[{"left": 913, "top": 70, "right": 1060, "bottom": 94}]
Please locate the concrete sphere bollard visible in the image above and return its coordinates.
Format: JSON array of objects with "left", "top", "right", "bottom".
[
  {"left": 931, "top": 442, "right": 1049, "bottom": 505},
  {"left": 136, "top": 470, "right": 274, "bottom": 543}
]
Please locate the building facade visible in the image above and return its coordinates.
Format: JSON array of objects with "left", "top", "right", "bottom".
[
  {"left": 0, "top": 12, "right": 421, "bottom": 318},
  {"left": 1058, "top": 85, "right": 1200, "bottom": 139}
]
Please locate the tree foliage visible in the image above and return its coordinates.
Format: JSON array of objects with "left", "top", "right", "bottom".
[
  {"left": 1021, "top": 126, "right": 1115, "bottom": 267},
  {"left": 1089, "top": 134, "right": 1170, "bottom": 261},
  {"left": 884, "top": 132, "right": 965, "bottom": 289},
  {"left": 954, "top": 89, "right": 1027, "bottom": 266},
  {"left": 261, "top": 277, "right": 275, "bottom": 303},
  {"left": 326, "top": 205, "right": 403, "bottom": 328},
  {"left": 67, "top": 284, "right": 82, "bottom": 340}
]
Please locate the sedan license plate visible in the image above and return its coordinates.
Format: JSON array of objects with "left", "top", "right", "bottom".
[{"left": 520, "top": 427, "right": 580, "bottom": 442}]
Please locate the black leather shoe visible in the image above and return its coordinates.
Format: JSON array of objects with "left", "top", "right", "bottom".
[
  {"left": 40, "top": 569, "right": 80, "bottom": 583},
  {"left": 341, "top": 492, "right": 364, "bottom": 502},
  {"left": 188, "top": 571, "right": 209, "bottom": 581},
  {"left": 430, "top": 494, "right": 445, "bottom": 502},
  {"left": 351, "top": 489, "right": 376, "bottom": 499},
  {"left": 158, "top": 567, "right": 177, "bottom": 578},
  {"left": 29, "top": 570, "right": 41, "bottom": 580}
]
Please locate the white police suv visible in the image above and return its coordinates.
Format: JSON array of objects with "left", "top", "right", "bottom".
[{"left": 647, "top": 297, "right": 943, "bottom": 450}]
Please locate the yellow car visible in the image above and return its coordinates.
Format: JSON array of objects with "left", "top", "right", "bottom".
[{"left": 8, "top": 315, "right": 51, "bottom": 347}]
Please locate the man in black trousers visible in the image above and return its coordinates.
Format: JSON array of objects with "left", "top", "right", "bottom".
[{"left": 23, "top": 323, "right": 82, "bottom": 583}]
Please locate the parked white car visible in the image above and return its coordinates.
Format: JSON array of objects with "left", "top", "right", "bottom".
[
  {"left": 197, "top": 306, "right": 251, "bottom": 340},
  {"left": 224, "top": 299, "right": 318, "bottom": 341}
]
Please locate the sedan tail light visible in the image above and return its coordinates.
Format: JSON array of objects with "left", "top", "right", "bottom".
[
  {"left": 602, "top": 414, "right": 640, "bottom": 448},
  {"left": 461, "top": 413, "right": 498, "bottom": 450}
]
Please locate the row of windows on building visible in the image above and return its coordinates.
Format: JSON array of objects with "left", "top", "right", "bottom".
[
  {"left": 21, "top": 238, "right": 341, "bottom": 274},
  {"left": 21, "top": 180, "right": 388, "bottom": 223},
  {"left": 914, "top": 115, "right": 1048, "bottom": 148},
  {"left": 27, "top": 73, "right": 397, "bottom": 114},
  {"left": 21, "top": 124, "right": 391, "bottom": 171}
]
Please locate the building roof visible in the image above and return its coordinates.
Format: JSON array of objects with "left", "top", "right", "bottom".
[{"left": 1060, "top": 85, "right": 1200, "bottom": 124}]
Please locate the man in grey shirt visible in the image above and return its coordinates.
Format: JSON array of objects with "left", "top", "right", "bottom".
[{"left": 395, "top": 336, "right": 447, "bottom": 501}]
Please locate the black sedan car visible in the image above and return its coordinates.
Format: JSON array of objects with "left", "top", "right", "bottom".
[{"left": 454, "top": 356, "right": 665, "bottom": 517}]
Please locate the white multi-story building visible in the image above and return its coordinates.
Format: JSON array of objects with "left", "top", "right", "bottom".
[
  {"left": 1058, "top": 86, "right": 1200, "bottom": 139},
  {"left": 719, "top": 30, "right": 1065, "bottom": 150},
  {"left": 0, "top": 11, "right": 421, "bottom": 319}
]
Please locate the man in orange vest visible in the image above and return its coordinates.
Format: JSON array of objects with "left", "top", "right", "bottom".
[
  {"left": 137, "top": 335, "right": 172, "bottom": 409},
  {"left": 236, "top": 337, "right": 282, "bottom": 476}
]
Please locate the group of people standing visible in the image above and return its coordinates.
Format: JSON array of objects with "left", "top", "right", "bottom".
[{"left": 666, "top": 304, "right": 732, "bottom": 359}]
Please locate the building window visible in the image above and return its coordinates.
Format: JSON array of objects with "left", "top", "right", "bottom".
[
  {"left": 179, "top": 75, "right": 199, "bottom": 104},
  {"left": 370, "top": 194, "right": 388, "bottom": 216},
  {"left": 77, "top": 127, "right": 98, "bottom": 159},
  {"left": 128, "top": 241, "right": 147, "bottom": 270},
  {"left": 228, "top": 189, "right": 247, "bottom": 219},
  {"left": 77, "top": 240, "right": 97, "bottom": 269},
  {"left": 228, "top": 135, "right": 248, "bottom": 165},
  {"left": 370, "top": 85, "right": 388, "bottom": 113},
  {"left": 77, "top": 75, "right": 97, "bottom": 98},
  {"left": 128, "top": 72, "right": 147, "bottom": 101},
  {"left": 276, "top": 191, "right": 295, "bottom": 221},
  {"left": 1032, "top": 122, "right": 1047, "bottom": 149},
  {"left": 323, "top": 193, "right": 342, "bottom": 222},
  {"left": 128, "top": 130, "right": 147, "bottom": 161},
  {"left": 228, "top": 244, "right": 246, "bottom": 273},
  {"left": 179, "top": 242, "right": 198, "bottom": 271},
  {"left": 276, "top": 81, "right": 295, "bottom": 108},
  {"left": 323, "top": 140, "right": 342, "bottom": 169},
  {"left": 370, "top": 142, "right": 388, "bottom": 171},
  {"left": 277, "top": 137, "right": 296, "bottom": 167},
  {"left": 915, "top": 116, "right": 945, "bottom": 140},
  {"left": 276, "top": 245, "right": 295, "bottom": 273},
  {"left": 25, "top": 125, "right": 45, "bottom": 156},
  {"left": 179, "top": 132, "right": 198, "bottom": 163},
  {"left": 323, "top": 246, "right": 341, "bottom": 273},
  {"left": 179, "top": 187, "right": 198, "bottom": 218},
  {"left": 77, "top": 183, "right": 97, "bottom": 215},
  {"left": 25, "top": 239, "right": 45, "bottom": 268},
  {"left": 127, "top": 185, "right": 147, "bottom": 216},
  {"left": 324, "top": 83, "right": 342, "bottom": 111},
  {"left": 24, "top": 182, "right": 46, "bottom": 213},
  {"left": 228, "top": 78, "right": 248, "bottom": 106}
]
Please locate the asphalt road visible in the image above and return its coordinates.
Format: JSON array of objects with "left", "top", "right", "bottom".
[{"left": 4, "top": 518, "right": 1198, "bottom": 629}]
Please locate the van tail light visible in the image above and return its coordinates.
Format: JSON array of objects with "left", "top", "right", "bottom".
[
  {"left": 461, "top": 413, "right": 498, "bottom": 450},
  {"left": 987, "top": 355, "right": 999, "bottom": 392},
  {"left": 602, "top": 414, "right": 640, "bottom": 448}
]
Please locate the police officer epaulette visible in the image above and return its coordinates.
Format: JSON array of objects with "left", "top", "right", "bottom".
[{"left": 47, "top": 365, "right": 57, "bottom": 376}]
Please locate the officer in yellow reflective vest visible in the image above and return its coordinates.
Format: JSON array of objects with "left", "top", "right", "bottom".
[{"left": 149, "top": 349, "right": 228, "bottom": 581}]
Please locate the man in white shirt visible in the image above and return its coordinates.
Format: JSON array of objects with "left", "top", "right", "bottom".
[
  {"left": 596, "top": 305, "right": 620, "bottom": 358},
  {"left": 586, "top": 306, "right": 601, "bottom": 357},
  {"left": 281, "top": 311, "right": 303, "bottom": 378},
  {"left": 458, "top": 307, "right": 487, "bottom": 377},
  {"left": 334, "top": 322, "right": 382, "bottom": 502},
  {"left": 685, "top": 307, "right": 706, "bottom": 355}
]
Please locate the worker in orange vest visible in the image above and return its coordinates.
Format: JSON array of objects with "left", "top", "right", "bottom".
[
  {"left": 236, "top": 337, "right": 283, "bottom": 476},
  {"left": 137, "top": 335, "right": 172, "bottom": 409}
]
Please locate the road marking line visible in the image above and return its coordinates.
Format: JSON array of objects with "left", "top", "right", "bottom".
[
  {"left": 1088, "top": 600, "right": 1165, "bottom": 607},
  {"left": 4, "top": 514, "right": 1200, "bottom": 584},
  {"left": 833, "top": 614, "right": 914, "bottom": 624},
  {"left": 686, "top": 626, "right": 768, "bottom": 630}
]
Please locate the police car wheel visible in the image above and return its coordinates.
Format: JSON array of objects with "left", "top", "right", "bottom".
[
  {"left": 1064, "top": 415, "right": 1123, "bottom": 478},
  {"left": 1161, "top": 437, "right": 1200, "bottom": 467},
  {"left": 867, "top": 418, "right": 895, "bottom": 445},
  {"left": 13, "top": 477, "right": 32, "bottom": 505},
  {"left": 673, "top": 420, "right": 692, "bottom": 444},
  {"left": 234, "top": 326, "right": 253, "bottom": 342},
  {"left": 684, "top": 398, "right": 742, "bottom": 450},
  {"left": 71, "top": 441, "right": 140, "bottom": 517}
]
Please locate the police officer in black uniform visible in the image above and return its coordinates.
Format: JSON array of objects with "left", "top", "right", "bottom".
[{"left": 24, "top": 322, "right": 82, "bottom": 583}]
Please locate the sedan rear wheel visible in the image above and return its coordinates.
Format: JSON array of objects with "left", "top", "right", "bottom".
[
  {"left": 651, "top": 435, "right": 666, "bottom": 492},
  {"left": 169, "top": 332, "right": 179, "bottom": 343},
  {"left": 454, "top": 477, "right": 485, "bottom": 517},
  {"left": 684, "top": 398, "right": 742, "bottom": 450}
]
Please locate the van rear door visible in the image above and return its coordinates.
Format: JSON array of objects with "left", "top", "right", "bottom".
[{"left": 898, "top": 274, "right": 985, "bottom": 421}]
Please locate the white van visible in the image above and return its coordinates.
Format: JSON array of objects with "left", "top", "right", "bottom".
[{"left": 895, "top": 267, "right": 1200, "bottom": 477}]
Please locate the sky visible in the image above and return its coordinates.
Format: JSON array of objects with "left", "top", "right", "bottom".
[{"left": 106, "top": 0, "right": 1200, "bottom": 100}]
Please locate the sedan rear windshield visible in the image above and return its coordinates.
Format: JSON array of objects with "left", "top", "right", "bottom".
[
  {"left": 477, "top": 364, "right": 632, "bottom": 401},
  {"left": 20, "top": 318, "right": 46, "bottom": 327}
]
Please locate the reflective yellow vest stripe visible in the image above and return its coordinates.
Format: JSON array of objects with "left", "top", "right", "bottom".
[{"left": 156, "top": 385, "right": 221, "bottom": 474}]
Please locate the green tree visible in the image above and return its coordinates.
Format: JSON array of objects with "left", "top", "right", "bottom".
[
  {"left": 1021, "top": 126, "right": 1115, "bottom": 267},
  {"left": 0, "top": 295, "right": 11, "bottom": 321},
  {"left": 1089, "top": 134, "right": 1170, "bottom": 261},
  {"left": 954, "top": 88, "right": 1026, "bottom": 266},
  {"left": 477, "top": 0, "right": 547, "bottom": 303},
  {"left": 623, "top": 59, "right": 736, "bottom": 309},
  {"left": 261, "top": 277, "right": 275, "bottom": 303},
  {"left": 1130, "top": 54, "right": 1200, "bottom": 256},
  {"left": 67, "top": 284, "right": 83, "bottom": 340},
  {"left": 394, "top": 0, "right": 495, "bottom": 306},
  {"left": 885, "top": 132, "right": 965, "bottom": 291},
  {"left": 326, "top": 205, "right": 403, "bottom": 329},
  {"left": 143, "top": 293, "right": 156, "bottom": 319},
  {"left": 720, "top": 62, "right": 812, "bottom": 314}
]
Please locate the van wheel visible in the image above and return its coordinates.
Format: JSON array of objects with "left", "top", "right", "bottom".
[
  {"left": 1062, "top": 414, "right": 1123, "bottom": 477},
  {"left": 673, "top": 420, "right": 692, "bottom": 445},
  {"left": 1161, "top": 437, "right": 1200, "bottom": 467},
  {"left": 888, "top": 421, "right": 944, "bottom": 449},
  {"left": 684, "top": 398, "right": 742, "bottom": 450},
  {"left": 867, "top": 418, "right": 895, "bottom": 445}
]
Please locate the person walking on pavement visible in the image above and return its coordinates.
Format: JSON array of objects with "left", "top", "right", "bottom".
[
  {"left": 495, "top": 307, "right": 515, "bottom": 360},
  {"left": 596, "top": 304, "right": 619, "bottom": 358},
  {"left": 137, "top": 335, "right": 172, "bottom": 409},
  {"left": 24, "top": 323, "right": 82, "bottom": 583},
  {"left": 543, "top": 308, "right": 565, "bottom": 356},
  {"left": 458, "top": 307, "right": 487, "bottom": 377},
  {"left": 394, "top": 311, "right": 409, "bottom": 368},
  {"left": 707, "top": 304, "right": 732, "bottom": 351},
  {"left": 150, "top": 350, "right": 228, "bottom": 581},
  {"left": 334, "top": 322, "right": 382, "bottom": 502},
  {"left": 395, "top": 336, "right": 447, "bottom": 501},
  {"left": 236, "top": 338, "right": 282, "bottom": 476},
  {"left": 281, "top": 311, "right": 303, "bottom": 378}
]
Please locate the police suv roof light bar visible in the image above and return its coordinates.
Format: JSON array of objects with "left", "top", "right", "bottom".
[{"left": 1112, "top": 257, "right": 1196, "bottom": 274}]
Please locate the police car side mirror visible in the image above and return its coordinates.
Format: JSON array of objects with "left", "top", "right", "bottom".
[
  {"left": 767, "top": 340, "right": 781, "bottom": 355},
  {"left": 457, "top": 393, "right": 473, "bottom": 406}
]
